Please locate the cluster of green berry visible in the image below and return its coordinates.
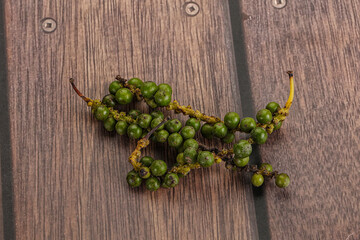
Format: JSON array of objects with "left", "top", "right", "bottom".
[{"left": 70, "top": 71, "right": 294, "bottom": 191}]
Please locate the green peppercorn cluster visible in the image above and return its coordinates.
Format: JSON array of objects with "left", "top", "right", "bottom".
[{"left": 70, "top": 72, "right": 293, "bottom": 191}]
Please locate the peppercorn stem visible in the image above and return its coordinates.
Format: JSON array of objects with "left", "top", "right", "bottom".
[
  {"left": 285, "top": 71, "right": 294, "bottom": 110},
  {"left": 69, "top": 78, "right": 93, "bottom": 103}
]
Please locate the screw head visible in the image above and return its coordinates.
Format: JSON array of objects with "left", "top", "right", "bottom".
[
  {"left": 41, "top": 18, "right": 57, "bottom": 33},
  {"left": 272, "top": 0, "right": 287, "bottom": 9},
  {"left": 184, "top": 2, "right": 200, "bottom": 17}
]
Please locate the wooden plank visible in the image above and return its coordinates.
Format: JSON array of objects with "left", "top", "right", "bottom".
[
  {"left": 4, "top": 0, "right": 260, "bottom": 239},
  {"left": 241, "top": 0, "right": 360, "bottom": 239}
]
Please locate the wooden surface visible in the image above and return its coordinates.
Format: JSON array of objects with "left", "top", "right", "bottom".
[{"left": 2, "top": 0, "right": 359, "bottom": 239}]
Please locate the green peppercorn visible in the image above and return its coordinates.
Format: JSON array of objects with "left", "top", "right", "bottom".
[
  {"left": 141, "top": 81, "right": 159, "bottom": 98},
  {"left": 266, "top": 102, "right": 280, "bottom": 114},
  {"left": 137, "top": 113, "right": 153, "bottom": 129},
  {"left": 150, "top": 110, "right": 164, "bottom": 119},
  {"left": 165, "top": 119, "right": 182, "bottom": 133},
  {"left": 140, "top": 156, "right": 154, "bottom": 167},
  {"left": 186, "top": 118, "right": 201, "bottom": 132},
  {"left": 128, "top": 109, "right": 142, "bottom": 119},
  {"left": 128, "top": 77, "right": 144, "bottom": 88},
  {"left": 145, "top": 177, "right": 160, "bottom": 191},
  {"left": 224, "top": 112, "right": 240, "bottom": 129},
  {"left": 158, "top": 83, "right": 172, "bottom": 94},
  {"left": 115, "top": 120, "right": 128, "bottom": 135},
  {"left": 127, "top": 124, "right": 143, "bottom": 139},
  {"left": 139, "top": 166, "right": 151, "bottom": 179},
  {"left": 181, "top": 126, "right": 196, "bottom": 140},
  {"left": 222, "top": 132, "right": 235, "bottom": 144},
  {"left": 256, "top": 109, "right": 273, "bottom": 124},
  {"left": 155, "top": 129, "right": 169, "bottom": 143},
  {"left": 154, "top": 90, "right": 172, "bottom": 107},
  {"left": 275, "top": 173, "right": 290, "bottom": 188},
  {"left": 102, "top": 94, "right": 117, "bottom": 107},
  {"left": 250, "top": 127, "right": 268, "bottom": 144},
  {"left": 260, "top": 163, "right": 273, "bottom": 172},
  {"left": 109, "top": 81, "right": 122, "bottom": 95},
  {"left": 183, "top": 147, "right": 198, "bottom": 164},
  {"left": 164, "top": 173, "right": 179, "bottom": 188},
  {"left": 94, "top": 105, "right": 110, "bottom": 121},
  {"left": 213, "top": 122, "right": 228, "bottom": 138},
  {"left": 150, "top": 160, "right": 167, "bottom": 176},
  {"left": 168, "top": 133, "right": 183, "bottom": 148},
  {"left": 183, "top": 138, "right": 199, "bottom": 150},
  {"left": 273, "top": 121, "right": 282, "bottom": 130},
  {"left": 201, "top": 123, "right": 214, "bottom": 139},
  {"left": 126, "top": 170, "right": 142, "bottom": 187},
  {"left": 240, "top": 117, "right": 256, "bottom": 133},
  {"left": 233, "top": 140, "right": 252, "bottom": 158},
  {"left": 233, "top": 156, "right": 249, "bottom": 167},
  {"left": 197, "top": 151, "right": 215, "bottom": 167},
  {"left": 115, "top": 88, "right": 133, "bottom": 105},
  {"left": 251, "top": 173, "right": 264, "bottom": 187},
  {"left": 104, "top": 117, "right": 116, "bottom": 131},
  {"left": 150, "top": 117, "right": 165, "bottom": 131},
  {"left": 176, "top": 153, "right": 185, "bottom": 165}
]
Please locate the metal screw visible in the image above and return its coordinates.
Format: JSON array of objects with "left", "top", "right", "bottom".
[
  {"left": 184, "top": 2, "right": 200, "bottom": 17},
  {"left": 41, "top": 18, "right": 57, "bottom": 33},
  {"left": 272, "top": 0, "right": 287, "bottom": 9}
]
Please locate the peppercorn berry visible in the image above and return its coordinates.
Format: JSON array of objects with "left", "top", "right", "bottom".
[
  {"left": 158, "top": 83, "right": 172, "bottom": 94},
  {"left": 222, "top": 132, "right": 235, "bottom": 144},
  {"left": 95, "top": 105, "right": 110, "bottom": 121},
  {"left": 141, "top": 81, "right": 159, "bottom": 98},
  {"left": 181, "top": 126, "right": 196, "bottom": 140},
  {"left": 250, "top": 127, "right": 268, "bottom": 144},
  {"left": 275, "top": 173, "right": 290, "bottom": 188},
  {"left": 139, "top": 166, "right": 151, "bottom": 179},
  {"left": 273, "top": 121, "right": 282, "bottom": 130},
  {"left": 140, "top": 156, "right": 154, "bottom": 167},
  {"left": 256, "top": 109, "right": 273, "bottom": 124},
  {"left": 183, "top": 138, "right": 199, "bottom": 150},
  {"left": 183, "top": 147, "right": 198, "bottom": 163},
  {"left": 240, "top": 117, "right": 256, "bottom": 133},
  {"left": 233, "top": 140, "right": 252, "bottom": 158},
  {"left": 165, "top": 119, "right": 182, "bottom": 133},
  {"left": 127, "top": 124, "right": 143, "bottom": 139},
  {"left": 109, "top": 81, "right": 122, "bottom": 95},
  {"left": 201, "top": 123, "right": 214, "bottom": 139},
  {"left": 104, "top": 117, "right": 116, "bottom": 131},
  {"left": 155, "top": 129, "right": 169, "bottom": 143},
  {"left": 145, "top": 177, "right": 160, "bottom": 191},
  {"left": 150, "top": 160, "right": 167, "bottom": 176},
  {"left": 186, "top": 118, "right": 201, "bottom": 132},
  {"left": 213, "top": 122, "right": 228, "bottom": 138},
  {"left": 102, "top": 94, "right": 117, "bottom": 108},
  {"left": 115, "top": 88, "right": 133, "bottom": 105},
  {"left": 266, "top": 102, "right": 280, "bottom": 114},
  {"left": 251, "top": 173, "right": 264, "bottom": 187},
  {"left": 176, "top": 153, "right": 185, "bottom": 165},
  {"left": 197, "top": 151, "right": 215, "bottom": 167},
  {"left": 126, "top": 170, "right": 142, "bottom": 188},
  {"left": 150, "top": 110, "right": 164, "bottom": 119},
  {"left": 224, "top": 112, "right": 240, "bottom": 129},
  {"left": 137, "top": 113, "right": 153, "bottom": 129},
  {"left": 168, "top": 133, "right": 183, "bottom": 148},
  {"left": 154, "top": 90, "right": 172, "bottom": 107},
  {"left": 164, "top": 173, "right": 179, "bottom": 188},
  {"left": 233, "top": 156, "right": 249, "bottom": 167},
  {"left": 128, "top": 77, "right": 144, "bottom": 88},
  {"left": 150, "top": 117, "right": 165, "bottom": 131},
  {"left": 128, "top": 109, "right": 141, "bottom": 119},
  {"left": 260, "top": 163, "right": 273, "bottom": 172},
  {"left": 115, "top": 120, "right": 128, "bottom": 135}
]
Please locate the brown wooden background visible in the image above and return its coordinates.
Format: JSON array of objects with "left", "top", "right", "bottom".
[{"left": 1, "top": 0, "right": 359, "bottom": 239}]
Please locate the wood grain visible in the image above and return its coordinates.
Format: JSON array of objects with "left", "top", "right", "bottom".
[
  {"left": 4, "top": 0, "right": 259, "bottom": 239},
  {"left": 240, "top": 0, "right": 360, "bottom": 239}
]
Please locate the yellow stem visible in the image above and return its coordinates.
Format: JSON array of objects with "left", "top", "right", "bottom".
[{"left": 285, "top": 71, "right": 294, "bottom": 110}]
